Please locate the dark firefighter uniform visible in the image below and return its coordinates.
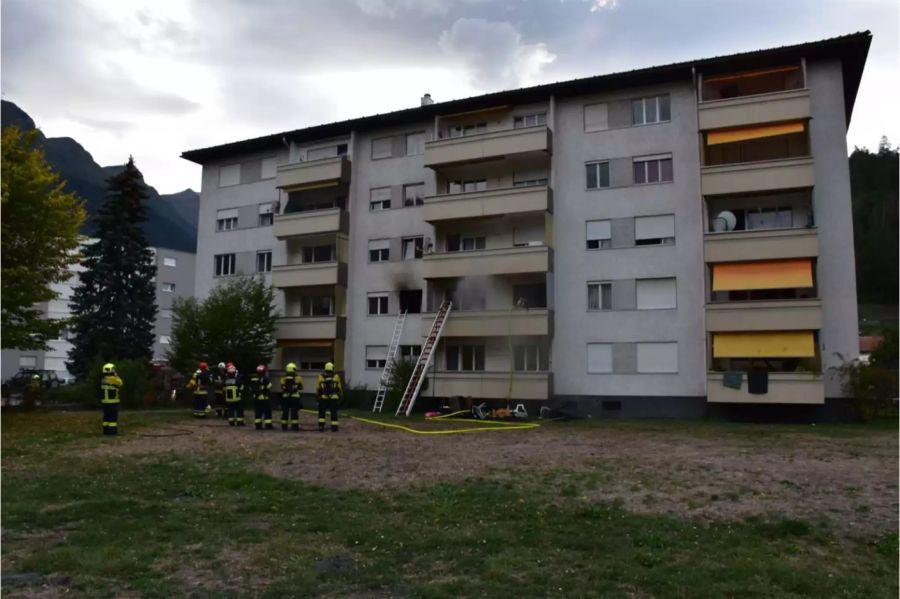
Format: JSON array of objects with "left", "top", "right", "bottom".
[
  {"left": 279, "top": 363, "right": 303, "bottom": 431},
  {"left": 249, "top": 367, "right": 273, "bottom": 430},
  {"left": 190, "top": 365, "right": 212, "bottom": 418},
  {"left": 316, "top": 362, "right": 343, "bottom": 432},
  {"left": 224, "top": 366, "right": 245, "bottom": 426},
  {"left": 25, "top": 374, "right": 41, "bottom": 409},
  {"left": 100, "top": 363, "right": 123, "bottom": 435}
]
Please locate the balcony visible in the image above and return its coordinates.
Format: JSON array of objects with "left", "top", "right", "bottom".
[
  {"left": 274, "top": 208, "right": 349, "bottom": 239},
  {"left": 704, "top": 227, "right": 818, "bottom": 263},
  {"left": 424, "top": 185, "right": 551, "bottom": 223},
  {"left": 275, "top": 316, "right": 345, "bottom": 340},
  {"left": 275, "top": 156, "right": 349, "bottom": 190},
  {"left": 701, "top": 157, "right": 814, "bottom": 196},
  {"left": 423, "top": 246, "right": 551, "bottom": 279},
  {"left": 271, "top": 262, "right": 347, "bottom": 288},
  {"left": 707, "top": 372, "right": 824, "bottom": 404},
  {"left": 425, "top": 126, "right": 552, "bottom": 168},
  {"left": 421, "top": 309, "right": 551, "bottom": 337},
  {"left": 706, "top": 299, "right": 821, "bottom": 332},
  {"left": 699, "top": 89, "right": 811, "bottom": 131},
  {"left": 430, "top": 371, "right": 551, "bottom": 400}
]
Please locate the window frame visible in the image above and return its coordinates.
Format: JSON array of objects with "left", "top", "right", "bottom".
[
  {"left": 371, "top": 137, "right": 393, "bottom": 160},
  {"left": 587, "top": 343, "right": 614, "bottom": 374},
  {"left": 586, "top": 219, "right": 612, "bottom": 250},
  {"left": 405, "top": 132, "right": 426, "bottom": 156},
  {"left": 369, "top": 186, "right": 392, "bottom": 211},
  {"left": 636, "top": 342, "right": 678, "bottom": 373},
  {"left": 366, "top": 345, "right": 388, "bottom": 369},
  {"left": 632, "top": 154, "right": 674, "bottom": 185},
  {"left": 513, "top": 112, "right": 547, "bottom": 129},
  {"left": 218, "top": 164, "right": 241, "bottom": 188},
  {"left": 368, "top": 239, "right": 390, "bottom": 263},
  {"left": 367, "top": 292, "right": 389, "bottom": 316},
  {"left": 256, "top": 250, "right": 273, "bottom": 273},
  {"left": 586, "top": 161, "right": 611, "bottom": 190},
  {"left": 403, "top": 183, "right": 425, "bottom": 207},
  {"left": 214, "top": 253, "right": 237, "bottom": 277},
  {"left": 162, "top": 257, "right": 177, "bottom": 268},
  {"left": 161, "top": 282, "right": 176, "bottom": 293},
  {"left": 631, "top": 94, "right": 671, "bottom": 126},
  {"left": 445, "top": 344, "right": 486, "bottom": 371},
  {"left": 401, "top": 236, "right": 424, "bottom": 260},
  {"left": 159, "top": 335, "right": 171, "bottom": 345},
  {"left": 587, "top": 281, "right": 613, "bottom": 311}
]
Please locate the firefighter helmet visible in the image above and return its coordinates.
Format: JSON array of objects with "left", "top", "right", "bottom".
[
  {"left": 324, "top": 362, "right": 335, "bottom": 372},
  {"left": 198, "top": 361, "right": 209, "bottom": 371},
  {"left": 286, "top": 362, "right": 297, "bottom": 373},
  {"left": 217, "top": 362, "right": 226, "bottom": 370},
  {"left": 256, "top": 365, "right": 266, "bottom": 374},
  {"left": 102, "top": 363, "right": 115, "bottom": 374}
]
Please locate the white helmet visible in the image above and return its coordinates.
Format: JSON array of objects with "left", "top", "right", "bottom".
[{"left": 217, "top": 362, "right": 226, "bottom": 370}]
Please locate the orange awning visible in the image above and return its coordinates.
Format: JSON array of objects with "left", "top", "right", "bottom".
[
  {"left": 712, "top": 259, "right": 813, "bottom": 292},
  {"left": 707, "top": 122, "right": 805, "bottom": 145},
  {"left": 713, "top": 331, "right": 816, "bottom": 358}
]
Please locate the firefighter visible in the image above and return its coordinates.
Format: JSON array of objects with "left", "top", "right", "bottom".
[
  {"left": 316, "top": 362, "right": 343, "bottom": 432},
  {"left": 223, "top": 362, "right": 245, "bottom": 426},
  {"left": 100, "top": 363, "right": 123, "bottom": 435},
  {"left": 190, "top": 362, "right": 212, "bottom": 418},
  {"left": 213, "top": 362, "right": 226, "bottom": 418},
  {"left": 279, "top": 362, "right": 303, "bottom": 431},
  {"left": 249, "top": 365, "right": 273, "bottom": 430},
  {"left": 24, "top": 373, "right": 41, "bottom": 409}
]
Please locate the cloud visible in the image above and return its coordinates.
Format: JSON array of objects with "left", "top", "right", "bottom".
[
  {"left": 590, "top": 0, "right": 618, "bottom": 10},
  {"left": 439, "top": 18, "right": 556, "bottom": 89},
  {"left": 355, "top": 0, "right": 487, "bottom": 18}
]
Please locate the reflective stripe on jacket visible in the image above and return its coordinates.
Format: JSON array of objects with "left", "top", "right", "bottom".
[
  {"left": 248, "top": 375, "right": 271, "bottom": 400},
  {"left": 101, "top": 375, "right": 123, "bottom": 404},
  {"left": 316, "top": 373, "right": 342, "bottom": 400},
  {"left": 280, "top": 375, "right": 303, "bottom": 398},
  {"left": 224, "top": 375, "right": 241, "bottom": 402}
]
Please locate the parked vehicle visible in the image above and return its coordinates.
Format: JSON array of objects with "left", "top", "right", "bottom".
[{"left": 1, "top": 369, "right": 63, "bottom": 399}]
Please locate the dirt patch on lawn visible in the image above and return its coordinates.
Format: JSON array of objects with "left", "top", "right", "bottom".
[{"left": 75, "top": 416, "right": 898, "bottom": 538}]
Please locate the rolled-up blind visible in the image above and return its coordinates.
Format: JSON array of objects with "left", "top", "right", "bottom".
[
  {"left": 713, "top": 331, "right": 816, "bottom": 358},
  {"left": 586, "top": 220, "right": 611, "bottom": 240},
  {"left": 368, "top": 239, "right": 390, "bottom": 250},
  {"left": 635, "top": 215, "right": 674, "bottom": 240},
  {"left": 584, "top": 103, "right": 609, "bottom": 132},
  {"left": 707, "top": 121, "right": 805, "bottom": 145},
  {"left": 217, "top": 208, "right": 239, "bottom": 219},
  {"left": 712, "top": 259, "right": 813, "bottom": 291}
]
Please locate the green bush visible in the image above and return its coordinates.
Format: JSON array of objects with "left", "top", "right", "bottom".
[
  {"left": 832, "top": 356, "right": 898, "bottom": 421},
  {"left": 81, "top": 356, "right": 152, "bottom": 409},
  {"left": 44, "top": 382, "right": 93, "bottom": 406},
  {"left": 384, "top": 358, "right": 428, "bottom": 414}
]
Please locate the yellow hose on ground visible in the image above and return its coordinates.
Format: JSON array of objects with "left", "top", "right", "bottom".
[{"left": 301, "top": 409, "right": 539, "bottom": 435}]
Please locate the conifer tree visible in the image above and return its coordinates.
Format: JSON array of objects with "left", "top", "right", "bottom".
[{"left": 67, "top": 157, "right": 157, "bottom": 379}]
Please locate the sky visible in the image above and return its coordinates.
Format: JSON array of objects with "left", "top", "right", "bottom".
[{"left": 2, "top": 0, "right": 898, "bottom": 194}]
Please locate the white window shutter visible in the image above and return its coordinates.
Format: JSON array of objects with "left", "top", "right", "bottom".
[
  {"left": 513, "top": 224, "right": 544, "bottom": 246},
  {"left": 217, "top": 208, "right": 239, "bottom": 220},
  {"left": 637, "top": 342, "right": 678, "bottom": 373},
  {"left": 635, "top": 215, "right": 675, "bottom": 240},
  {"left": 261, "top": 157, "right": 278, "bottom": 179},
  {"left": 584, "top": 103, "right": 609, "bottom": 132},
  {"left": 587, "top": 343, "right": 613, "bottom": 373},
  {"left": 218, "top": 164, "right": 240, "bottom": 187},
  {"left": 366, "top": 346, "right": 387, "bottom": 360},
  {"left": 586, "top": 220, "right": 611, "bottom": 240},
  {"left": 368, "top": 239, "right": 390, "bottom": 250},
  {"left": 636, "top": 278, "right": 677, "bottom": 309}
]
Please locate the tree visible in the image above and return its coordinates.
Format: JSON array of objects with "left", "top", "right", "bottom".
[
  {"left": 67, "top": 158, "right": 157, "bottom": 379},
  {"left": 167, "top": 276, "right": 277, "bottom": 375},
  {"left": 1, "top": 126, "right": 86, "bottom": 350}
]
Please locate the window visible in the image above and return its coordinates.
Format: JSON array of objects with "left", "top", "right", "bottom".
[
  {"left": 372, "top": 137, "right": 392, "bottom": 159},
  {"left": 160, "top": 309, "right": 173, "bottom": 319},
  {"left": 256, "top": 250, "right": 272, "bottom": 273},
  {"left": 258, "top": 202, "right": 275, "bottom": 226},
  {"left": 399, "top": 289, "right": 423, "bottom": 314},
  {"left": 631, "top": 94, "right": 671, "bottom": 125},
  {"left": 403, "top": 183, "right": 425, "bottom": 207},
  {"left": 302, "top": 245, "right": 335, "bottom": 263},
  {"left": 368, "top": 293, "right": 389, "bottom": 315},
  {"left": 300, "top": 296, "right": 334, "bottom": 316},
  {"left": 261, "top": 157, "right": 277, "bottom": 179},
  {"left": 399, "top": 345, "right": 421, "bottom": 362},
  {"left": 514, "top": 344, "right": 548, "bottom": 371},
  {"left": 370, "top": 187, "right": 391, "bottom": 211},
  {"left": 218, "top": 164, "right": 240, "bottom": 187},
  {"left": 637, "top": 342, "right": 678, "bottom": 373},
  {"left": 514, "top": 113, "right": 546, "bottom": 128},
  {"left": 214, "top": 253, "right": 236, "bottom": 276},
  {"left": 747, "top": 207, "right": 794, "bottom": 230},
  {"left": 299, "top": 360, "right": 328, "bottom": 371},
  {"left": 19, "top": 356, "right": 37, "bottom": 368},
  {"left": 588, "top": 282, "right": 612, "bottom": 311},
  {"left": 307, "top": 146, "right": 336, "bottom": 161},
  {"left": 162, "top": 282, "right": 175, "bottom": 293},
  {"left": 446, "top": 234, "right": 485, "bottom": 252},
  {"left": 635, "top": 214, "right": 675, "bottom": 245},
  {"left": 586, "top": 220, "right": 612, "bottom": 249},
  {"left": 447, "top": 179, "right": 487, "bottom": 194},
  {"left": 406, "top": 132, "right": 425, "bottom": 156},
  {"left": 584, "top": 103, "right": 609, "bottom": 132},
  {"left": 368, "top": 239, "right": 390, "bottom": 262},
  {"left": 586, "top": 161, "right": 610, "bottom": 189},
  {"left": 702, "top": 65, "right": 803, "bottom": 101},
  {"left": 402, "top": 237, "right": 423, "bottom": 260},
  {"left": 216, "top": 208, "right": 239, "bottom": 231},
  {"left": 633, "top": 154, "right": 673, "bottom": 184},
  {"left": 513, "top": 224, "right": 544, "bottom": 247},
  {"left": 513, "top": 284, "right": 547, "bottom": 308},
  {"left": 160, "top": 335, "right": 171, "bottom": 345},
  {"left": 513, "top": 176, "right": 548, "bottom": 188},
  {"left": 587, "top": 343, "right": 613, "bottom": 373},
  {"left": 366, "top": 346, "right": 387, "bottom": 369},
  {"left": 448, "top": 123, "right": 486, "bottom": 138},
  {"left": 163, "top": 257, "right": 177, "bottom": 267},
  {"left": 636, "top": 278, "right": 677, "bottom": 309},
  {"left": 446, "top": 344, "right": 485, "bottom": 371}
]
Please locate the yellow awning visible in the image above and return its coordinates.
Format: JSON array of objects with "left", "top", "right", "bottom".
[
  {"left": 712, "top": 259, "right": 813, "bottom": 292},
  {"left": 707, "top": 122, "right": 805, "bottom": 145},
  {"left": 713, "top": 331, "right": 816, "bottom": 358}
]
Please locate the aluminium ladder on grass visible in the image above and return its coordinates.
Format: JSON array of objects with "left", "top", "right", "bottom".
[
  {"left": 372, "top": 311, "right": 408, "bottom": 413},
  {"left": 396, "top": 300, "right": 452, "bottom": 417}
]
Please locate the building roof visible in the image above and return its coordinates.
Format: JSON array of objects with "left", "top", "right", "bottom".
[{"left": 181, "top": 31, "right": 871, "bottom": 165}]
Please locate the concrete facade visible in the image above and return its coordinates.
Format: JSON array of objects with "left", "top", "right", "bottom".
[{"left": 183, "top": 34, "right": 869, "bottom": 417}]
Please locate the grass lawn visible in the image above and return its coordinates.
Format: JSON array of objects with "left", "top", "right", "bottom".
[{"left": 2, "top": 409, "right": 897, "bottom": 598}]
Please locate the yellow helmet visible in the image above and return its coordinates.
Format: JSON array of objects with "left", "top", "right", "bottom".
[
  {"left": 102, "top": 363, "right": 115, "bottom": 374},
  {"left": 32, "top": 374, "right": 40, "bottom": 381},
  {"left": 324, "top": 362, "right": 334, "bottom": 372},
  {"left": 286, "top": 362, "right": 297, "bottom": 373}
]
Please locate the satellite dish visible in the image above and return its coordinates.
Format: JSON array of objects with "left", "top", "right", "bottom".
[{"left": 713, "top": 210, "right": 737, "bottom": 232}]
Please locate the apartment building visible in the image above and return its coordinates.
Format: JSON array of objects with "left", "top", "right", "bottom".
[
  {"left": 182, "top": 33, "right": 870, "bottom": 417},
  {"left": 1, "top": 244, "right": 196, "bottom": 382}
]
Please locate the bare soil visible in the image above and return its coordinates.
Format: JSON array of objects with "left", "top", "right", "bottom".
[{"left": 76, "top": 416, "right": 898, "bottom": 539}]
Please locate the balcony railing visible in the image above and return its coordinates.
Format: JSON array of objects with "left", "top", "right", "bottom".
[
  {"left": 275, "top": 156, "right": 349, "bottom": 190},
  {"left": 423, "top": 245, "right": 551, "bottom": 278},
  {"left": 421, "top": 309, "right": 551, "bottom": 337},
  {"left": 706, "top": 299, "right": 822, "bottom": 332},
  {"left": 701, "top": 156, "right": 814, "bottom": 196},
  {"left": 430, "top": 371, "right": 551, "bottom": 400},
  {"left": 707, "top": 372, "right": 824, "bottom": 404},
  {"left": 698, "top": 89, "right": 811, "bottom": 130},
  {"left": 424, "top": 126, "right": 551, "bottom": 168},
  {"left": 274, "top": 208, "right": 348, "bottom": 239},
  {"left": 424, "top": 185, "right": 551, "bottom": 222},
  {"left": 271, "top": 261, "right": 347, "bottom": 288},
  {"left": 704, "top": 227, "right": 818, "bottom": 263},
  {"left": 275, "top": 316, "right": 345, "bottom": 340}
]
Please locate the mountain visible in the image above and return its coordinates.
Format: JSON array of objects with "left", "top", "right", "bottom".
[{"left": 1, "top": 100, "right": 198, "bottom": 253}]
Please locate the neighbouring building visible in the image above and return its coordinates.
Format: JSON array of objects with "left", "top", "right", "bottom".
[
  {"left": 181, "top": 33, "right": 870, "bottom": 417},
  {"left": 1, "top": 243, "right": 196, "bottom": 382}
]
